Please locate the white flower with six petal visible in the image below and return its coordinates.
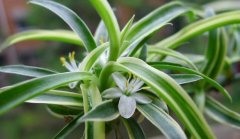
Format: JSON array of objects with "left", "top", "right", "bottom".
[
  {"left": 60, "top": 51, "right": 81, "bottom": 89},
  {"left": 102, "top": 72, "right": 152, "bottom": 119}
]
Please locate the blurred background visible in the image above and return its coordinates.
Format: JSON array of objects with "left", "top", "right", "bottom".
[{"left": 0, "top": 0, "right": 240, "bottom": 138}]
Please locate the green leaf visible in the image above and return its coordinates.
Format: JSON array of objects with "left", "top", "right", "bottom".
[
  {"left": 84, "top": 83, "right": 105, "bottom": 139},
  {"left": 80, "top": 83, "right": 93, "bottom": 139},
  {"left": 47, "top": 105, "right": 82, "bottom": 116},
  {"left": 137, "top": 103, "right": 187, "bottom": 139},
  {"left": 121, "top": 2, "right": 191, "bottom": 54},
  {"left": 151, "top": 98, "right": 169, "bottom": 113},
  {"left": 208, "top": 29, "right": 227, "bottom": 79},
  {"left": 100, "top": 58, "right": 215, "bottom": 139},
  {"left": 0, "top": 72, "right": 93, "bottom": 115},
  {"left": 26, "top": 90, "right": 83, "bottom": 106},
  {"left": 149, "top": 62, "right": 232, "bottom": 101},
  {"left": 120, "top": 15, "right": 135, "bottom": 45},
  {"left": 0, "top": 30, "right": 82, "bottom": 52},
  {"left": 0, "top": 65, "right": 57, "bottom": 77},
  {"left": 0, "top": 87, "right": 82, "bottom": 107},
  {"left": 201, "top": 10, "right": 227, "bottom": 81},
  {"left": 53, "top": 113, "right": 84, "bottom": 139},
  {"left": 202, "top": 26, "right": 221, "bottom": 76},
  {"left": 29, "top": 0, "right": 96, "bottom": 52},
  {"left": 81, "top": 100, "right": 119, "bottom": 122},
  {"left": 205, "top": 1, "right": 240, "bottom": 12},
  {"left": 170, "top": 74, "right": 202, "bottom": 85},
  {"left": 54, "top": 100, "right": 119, "bottom": 139},
  {"left": 139, "top": 44, "right": 147, "bottom": 61},
  {"left": 121, "top": 118, "right": 146, "bottom": 139},
  {"left": 80, "top": 43, "right": 108, "bottom": 71},
  {"left": 148, "top": 47, "right": 198, "bottom": 70},
  {"left": 153, "top": 11, "right": 240, "bottom": 49},
  {"left": 205, "top": 96, "right": 240, "bottom": 129},
  {"left": 90, "top": 0, "right": 120, "bottom": 61}
]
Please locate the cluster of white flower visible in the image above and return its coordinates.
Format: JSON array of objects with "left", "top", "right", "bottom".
[
  {"left": 60, "top": 52, "right": 151, "bottom": 119},
  {"left": 102, "top": 72, "right": 152, "bottom": 118},
  {"left": 60, "top": 51, "right": 81, "bottom": 89}
]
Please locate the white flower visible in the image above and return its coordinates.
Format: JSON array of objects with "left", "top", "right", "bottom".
[
  {"left": 60, "top": 51, "right": 81, "bottom": 89},
  {"left": 102, "top": 72, "right": 152, "bottom": 118}
]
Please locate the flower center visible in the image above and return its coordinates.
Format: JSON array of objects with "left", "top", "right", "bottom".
[{"left": 125, "top": 91, "right": 131, "bottom": 96}]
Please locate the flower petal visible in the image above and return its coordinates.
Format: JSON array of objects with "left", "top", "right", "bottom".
[
  {"left": 129, "top": 78, "right": 144, "bottom": 93},
  {"left": 118, "top": 95, "right": 136, "bottom": 118},
  {"left": 112, "top": 72, "right": 127, "bottom": 92},
  {"left": 69, "top": 52, "right": 79, "bottom": 70},
  {"left": 102, "top": 88, "right": 123, "bottom": 99},
  {"left": 132, "top": 93, "right": 152, "bottom": 104}
]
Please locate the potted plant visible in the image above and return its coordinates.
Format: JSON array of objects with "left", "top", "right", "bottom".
[{"left": 0, "top": 0, "right": 240, "bottom": 138}]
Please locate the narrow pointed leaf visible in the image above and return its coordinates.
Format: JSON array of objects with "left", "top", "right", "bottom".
[
  {"left": 47, "top": 105, "right": 82, "bottom": 116},
  {"left": 149, "top": 62, "right": 232, "bottom": 101},
  {"left": 137, "top": 103, "right": 187, "bottom": 139},
  {"left": 153, "top": 11, "right": 240, "bottom": 49},
  {"left": 80, "top": 43, "right": 108, "bottom": 71},
  {"left": 120, "top": 15, "right": 135, "bottom": 44},
  {"left": 0, "top": 87, "right": 83, "bottom": 107},
  {"left": 86, "top": 83, "right": 105, "bottom": 139},
  {"left": 205, "top": 1, "right": 240, "bottom": 12},
  {"left": 0, "top": 72, "right": 93, "bottom": 115},
  {"left": 148, "top": 47, "right": 198, "bottom": 70},
  {"left": 54, "top": 100, "right": 119, "bottom": 139},
  {"left": 81, "top": 100, "right": 119, "bottom": 122},
  {"left": 29, "top": 0, "right": 96, "bottom": 52},
  {"left": 205, "top": 96, "right": 240, "bottom": 129},
  {"left": 26, "top": 90, "right": 83, "bottom": 106},
  {"left": 170, "top": 74, "right": 202, "bottom": 85},
  {"left": 0, "top": 30, "right": 82, "bottom": 52},
  {"left": 0, "top": 65, "right": 57, "bottom": 77},
  {"left": 53, "top": 113, "right": 84, "bottom": 139},
  {"left": 201, "top": 10, "right": 227, "bottom": 81},
  {"left": 121, "top": 118, "right": 146, "bottom": 139},
  {"left": 207, "top": 29, "right": 227, "bottom": 79},
  {"left": 121, "top": 2, "right": 192, "bottom": 54},
  {"left": 139, "top": 44, "right": 147, "bottom": 61},
  {"left": 201, "top": 9, "right": 219, "bottom": 77}
]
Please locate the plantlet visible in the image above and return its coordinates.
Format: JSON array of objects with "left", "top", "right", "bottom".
[{"left": 0, "top": 0, "right": 240, "bottom": 139}]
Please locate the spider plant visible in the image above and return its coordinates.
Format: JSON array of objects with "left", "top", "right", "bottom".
[{"left": 0, "top": 0, "right": 240, "bottom": 139}]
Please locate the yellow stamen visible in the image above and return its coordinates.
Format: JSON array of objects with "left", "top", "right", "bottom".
[
  {"left": 127, "top": 73, "right": 132, "bottom": 82},
  {"left": 100, "top": 36, "right": 105, "bottom": 45},
  {"left": 69, "top": 51, "right": 75, "bottom": 61},
  {"left": 60, "top": 57, "right": 66, "bottom": 66},
  {"left": 125, "top": 80, "right": 129, "bottom": 88}
]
